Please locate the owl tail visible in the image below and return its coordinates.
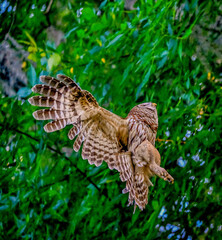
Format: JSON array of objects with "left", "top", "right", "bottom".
[
  {"left": 122, "top": 172, "right": 153, "bottom": 213},
  {"left": 134, "top": 175, "right": 148, "bottom": 211},
  {"left": 123, "top": 176, "right": 149, "bottom": 213},
  {"left": 133, "top": 171, "right": 153, "bottom": 212}
]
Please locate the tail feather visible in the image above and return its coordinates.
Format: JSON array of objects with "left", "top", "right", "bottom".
[{"left": 134, "top": 177, "right": 148, "bottom": 211}]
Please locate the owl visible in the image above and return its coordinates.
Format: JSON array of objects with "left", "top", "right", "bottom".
[{"left": 28, "top": 75, "right": 174, "bottom": 212}]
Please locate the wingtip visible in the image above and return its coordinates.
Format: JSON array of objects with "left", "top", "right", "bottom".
[
  {"left": 73, "top": 145, "right": 78, "bottom": 152},
  {"left": 57, "top": 74, "right": 66, "bottom": 79},
  {"left": 28, "top": 97, "right": 33, "bottom": 105},
  {"left": 39, "top": 75, "right": 47, "bottom": 83},
  {"left": 68, "top": 133, "right": 74, "bottom": 140},
  {"left": 32, "top": 111, "right": 38, "bottom": 119},
  {"left": 43, "top": 125, "right": 50, "bottom": 133},
  {"left": 57, "top": 74, "right": 74, "bottom": 81},
  {"left": 31, "top": 85, "right": 39, "bottom": 93}
]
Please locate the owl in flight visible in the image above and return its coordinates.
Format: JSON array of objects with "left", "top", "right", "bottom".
[{"left": 28, "top": 75, "right": 174, "bottom": 212}]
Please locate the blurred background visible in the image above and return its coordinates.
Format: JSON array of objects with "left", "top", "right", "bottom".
[{"left": 0, "top": 0, "right": 221, "bottom": 239}]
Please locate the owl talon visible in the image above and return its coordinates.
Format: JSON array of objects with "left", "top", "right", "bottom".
[{"left": 149, "top": 164, "right": 174, "bottom": 184}]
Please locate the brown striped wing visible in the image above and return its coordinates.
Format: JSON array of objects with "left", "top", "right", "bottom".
[
  {"left": 28, "top": 75, "right": 91, "bottom": 132},
  {"left": 69, "top": 108, "right": 131, "bottom": 171},
  {"left": 28, "top": 74, "right": 133, "bottom": 175}
]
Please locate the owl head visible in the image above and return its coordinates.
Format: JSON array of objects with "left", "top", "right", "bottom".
[
  {"left": 136, "top": 102, "right": 157, "bottom": 111},
  {"left": 127, "top": 102, "right": 158, "bottom": 130},
  {"left": 128, "top": 102, "right": 157, "bottom": 113}
]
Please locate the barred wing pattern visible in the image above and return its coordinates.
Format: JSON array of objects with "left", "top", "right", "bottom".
[
  {"left": 29, "top": 74, "right": 174, "bottom": 213},
  {"left": 28, "top": 74, "right": 134, "bottom": 195}
]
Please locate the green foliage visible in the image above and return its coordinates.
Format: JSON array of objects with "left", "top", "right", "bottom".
[{"left": 0, "top": 0, "right": 221, "bottom": 239}]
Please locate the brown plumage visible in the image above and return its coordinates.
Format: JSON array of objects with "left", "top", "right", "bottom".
[{"left": 28, "top": 75, "right": 174, "bottom": 212}]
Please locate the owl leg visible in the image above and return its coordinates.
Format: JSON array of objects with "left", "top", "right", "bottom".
[
  {"left": 149, "top": 164, "right": 174, "bottom": 183},
  {"left": 135, "top": 140, "right": 174, "bottom": 183}
]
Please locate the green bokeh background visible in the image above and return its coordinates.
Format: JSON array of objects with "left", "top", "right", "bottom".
[{"left": 0, "top": 0, "right": 221, "bottom": 239}]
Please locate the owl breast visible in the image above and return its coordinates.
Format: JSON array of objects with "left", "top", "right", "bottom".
[{"left": 126, "top": 104, "right": 158, "bottom": 152}]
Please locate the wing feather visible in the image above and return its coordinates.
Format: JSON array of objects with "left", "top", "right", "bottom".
[
  {"left": 29, "top": 75, "right": 137, "bottom": 209},
  {"left": 68, "top": 121, "right": 81, "bottom": 140},
  {"left": 57, "top": 74, "right": 80, "bottom": 88},
  {"left": 28, "top": 96, "right": 72, "bottom": 110},
  {"left": 31, "top": 84, "right": 70, "bottom": 100},
  {"left": 40, "top": 76, "right": 67, "bottom": 89},
  {"left": 33, "top": 109, "right": 75, "bottom": 120},
  {"left": 44, "top": 119, "right": 68, "bottom": 132},
  {"left": 73, "top": 120, "right": 94, "bottom": 152}
]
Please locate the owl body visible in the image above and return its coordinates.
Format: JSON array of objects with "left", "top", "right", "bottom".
[{"left": 29, "top": 75, "right": 174, "bottom": 212}]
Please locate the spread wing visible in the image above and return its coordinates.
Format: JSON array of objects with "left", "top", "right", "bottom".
[{"left": 28, "top": 75, "right": 134, "bottom": 188}]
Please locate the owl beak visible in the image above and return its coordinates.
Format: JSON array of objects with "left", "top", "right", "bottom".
[{"left": 152, "top": 103, "right": 157, "bottom": 107}]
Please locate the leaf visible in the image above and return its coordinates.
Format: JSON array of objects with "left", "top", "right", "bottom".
[
  {"left": 82, "top": 8, "right": 95, "bottom": 21},
  {"left": 99, "top": 0, "right": 107, "bottom": 9},
  {"left": 83, "top": 60, "right": 93, "bottom": 74},
  {"left": 121, "top": 63, "right": 133, "bottom": 85},
  {"left": 106, "top": 34, "right": 124, "bottom": 48},
  {"left": 136, "top": 66, "right": 152, "bottom": 99},
  {"left": 0, "top": 205, "right": 9, "bottom": 211},
  {"left": 178, "top": 41, "right": 182, "bottom": 60},
  {"left": 27, "top": 53, "right": 38, "bottom": 62},
  {"left": 17, "top": 87, "right": 32, "bottom": 98},
  {"left": 27, "top": 65, "right": 37, "bottom": 86},
  {"left": 24, "top": 31, "right": 37, "bottom": 48},
  {"left": 182, "top": 28, "right": 193, "bottom": 39},
  {"left": 152, "top": 200, "right": 159, "bottom": 210},
  {"left": 91, "top": 23, "right": 105, "bottom": 32},
  {"left": 186, "top": 77, "right": 190, "bottom": 89},
  {"left": 157, "top": 55, "right": 168, "bottom": 69},
  {"left": 76, "top": 29, "right": 85, "bottom": 38},
  {"left": 167, "top": 38, "right": 176, "bottom": 50},
  {"left": 89, "top": 46, "right": 101, "bottom": 55},
  {"left": 48, "top": 53, "right": 61, "bottom": 71},
  {"left": 65, "top": 27, "right": 78, "bottom": 38},
  {"left": 168, "top": 23, "right": 173, "bottom": 35}
]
